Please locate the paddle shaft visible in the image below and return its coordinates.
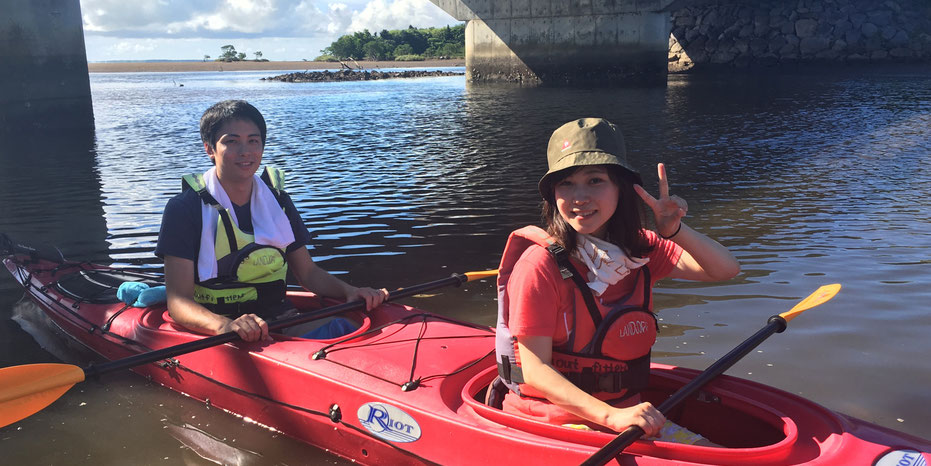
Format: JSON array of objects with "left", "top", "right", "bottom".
[
  {"left": 580, "top": 316, "right": 788, "bottom": 466},
  {"left": 84, "top": 273, "right": 472, "bottom": 379}
]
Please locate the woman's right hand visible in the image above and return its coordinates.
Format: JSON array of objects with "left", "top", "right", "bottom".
[
  {"left": 633, "top": 163, "right": 688, "bottom": 238},
  {"left": 220, "top": 313, "right": 269, "bottom": 342},
  {"left": 604, "top": 402, "right": 666, "bottom": 437}
]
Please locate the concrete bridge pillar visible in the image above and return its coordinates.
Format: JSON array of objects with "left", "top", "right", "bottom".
[
  {"left": 430, "top": 0, "right": 676, "bottom": 85},
  {"left": 0, "top": 0, "right": 94, "bottom": 132}
]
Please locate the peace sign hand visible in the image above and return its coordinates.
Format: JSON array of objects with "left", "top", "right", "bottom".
[{"left": 633, "top": 163, "right": 687, "bottom": 238}]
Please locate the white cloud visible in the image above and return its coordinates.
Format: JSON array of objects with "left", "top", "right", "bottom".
[
  {"left": 326, "top": 3, "right": 354, "bottom": 34},
  {"left": 79, "top": 1, "right": 460, "bottom": 61},
  {"left": 112, "top": 40, "right": 159, "bottom": 54},
  {"left": 348, "top": 0, "right": 454, "bottom": 34},
  {"left": 196, "top": 0, "right": 282, "bottom": 34},
  {"left": 80, "top": 0, "right": 455, "bottom": 38}
]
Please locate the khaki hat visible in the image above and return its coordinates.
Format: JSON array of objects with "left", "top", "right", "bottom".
[{"left": 538, "top": 118, "right": 640, "bottom": 202}]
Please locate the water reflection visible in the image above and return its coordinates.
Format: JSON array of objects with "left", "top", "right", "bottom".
[{"left": 0, "top": 129, "right": 108, "bottom": 262}]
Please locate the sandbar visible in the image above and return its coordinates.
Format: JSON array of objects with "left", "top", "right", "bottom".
[{"left": 87, "top": 59, "right": 465, "bottom": 73}]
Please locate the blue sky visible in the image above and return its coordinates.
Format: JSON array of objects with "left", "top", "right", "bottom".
[{"left": 80, "top": 0, "right": 461, "bottom": 62}]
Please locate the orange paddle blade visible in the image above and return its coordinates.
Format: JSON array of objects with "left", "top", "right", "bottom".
[
  {"left": 0, "top": 363, "right": 85, "bottom": 428},
  {"left": 464, "top": 269, "right": 498, "bottom": 281},
  {"left": 779, "top": 284, "right": 841, "bottom": 323}
]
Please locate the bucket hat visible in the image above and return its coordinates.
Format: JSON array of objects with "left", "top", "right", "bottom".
[{"left": 538, "top": 118, "right": 641, "bottom": 203}]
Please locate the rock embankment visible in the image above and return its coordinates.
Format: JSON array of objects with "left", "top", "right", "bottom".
[
  {"left": 668, "top": 0, "right": 931, "bottom": 71},
  {"left": 262, "top": 69, "right": 463, "bottom": 82}
]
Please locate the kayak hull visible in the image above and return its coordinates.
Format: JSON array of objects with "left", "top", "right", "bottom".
[{"left": 5, "top": 256, "right": 930, "bottom": 465}]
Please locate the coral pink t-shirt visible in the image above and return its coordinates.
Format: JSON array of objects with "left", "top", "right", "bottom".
[{"left": 503, "top": 230, "right": 682, "bottom": 424}]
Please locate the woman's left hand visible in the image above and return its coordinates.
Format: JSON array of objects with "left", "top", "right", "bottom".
[
  {"left": 347, "top": 286, "right": 389, "bottom": 311},
  {"left": 633, "top": 163, "right": 688, "bottom": 238}
]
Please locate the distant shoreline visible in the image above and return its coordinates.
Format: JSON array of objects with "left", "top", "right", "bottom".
[{"left": 87, "top": 59, "right": 465, "bottom": 73}]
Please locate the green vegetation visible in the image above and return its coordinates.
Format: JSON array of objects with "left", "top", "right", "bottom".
[
  {"left": 316, "top": 24, "right": 465, "bottom": 62},
  {"left": 216, "top": 45, "right": 267, "bottom": 62}
]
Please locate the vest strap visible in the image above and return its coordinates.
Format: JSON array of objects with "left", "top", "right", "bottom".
[
  {"left": 217, "top": 209, "right": 239, "bottom": 270},
  {"left": 562, "top": 353, "right": 651, "bottom": 394},
  {"left": 499, "top": 353, "right": 650, "bottom": 395},
  {"left": 182, "top": 173, "right": 221, "bottom": 206},
  {"left": 546, "top": 243, "right": 602, "bottom": 329},
  {"left": 260, "top": 166, "right": 286, "bottom": 204},
  {"left": 498, "top": 355, "right": 524, "bottom": 384}
]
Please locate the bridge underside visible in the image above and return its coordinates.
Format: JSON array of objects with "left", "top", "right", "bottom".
[
  {"left": 430, "top": 0, "right": 676, "bottom": 85},
  {"left": 1, "top": 0, "right": 94, "bottom": 132}
]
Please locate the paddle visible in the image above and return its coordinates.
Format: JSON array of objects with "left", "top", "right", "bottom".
[
  {"left": 0, "top": 269, "right": 498, "bottom": 428},
  {"left": 581, "top": 283, "right": 842, "bottom": 466}
]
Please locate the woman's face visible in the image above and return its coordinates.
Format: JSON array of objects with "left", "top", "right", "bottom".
[{"left": 553, "top": 165, "right": 619, "bottom": 239}]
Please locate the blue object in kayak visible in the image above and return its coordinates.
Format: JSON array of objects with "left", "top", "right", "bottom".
[
  {"left": 117, "top": 282, "right": 168, "bottom": 307},
  {"left": 117, "top": 282, "right": 148, "bottom": 305},
  {"left": 135, "top": 286, "right": 167, "bottom": 307},
  {"left": 301, "top": 317, "right": 357, "bottom": 340}
]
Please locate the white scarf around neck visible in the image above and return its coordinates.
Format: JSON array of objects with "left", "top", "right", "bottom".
[
  {"left": 573, "top": 234, "right": 649, "bottom": 296},
  {"left": 197, "top": 166, "right": 295, "bottom": 281}
]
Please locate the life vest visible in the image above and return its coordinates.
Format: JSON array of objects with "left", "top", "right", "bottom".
[
  {"left": 182, "top": 166, "right": 289, "bottom": 318},
  {"left": 495, "top": 226, "right": 657, "bottom": 401}
]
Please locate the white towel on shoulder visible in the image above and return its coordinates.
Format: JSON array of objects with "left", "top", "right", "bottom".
[
  {"left": 573, "top": 234, "right": 650, "bottom": 296},
  {"left": 197, "top": 166, "right": 295, "bottom": 281}
]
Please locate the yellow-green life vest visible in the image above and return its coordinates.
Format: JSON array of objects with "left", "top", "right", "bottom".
[{"left": 182, "top": 167, "right": 290, "bottom": 317}]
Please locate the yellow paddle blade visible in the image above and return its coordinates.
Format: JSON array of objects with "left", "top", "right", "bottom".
[
  {"left": 0, "top": 363, "right": 85, "bottom": 428},
  {"left": 779, "top": 284, "right": 841, "bottom": 323},
  {"left": 464, "top": 269, "right": 498, "bottom": 281}
]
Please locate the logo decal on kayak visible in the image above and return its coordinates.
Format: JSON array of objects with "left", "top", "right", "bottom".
[
  {"left": 875, "top": 450, "right": 927, "bottom": 466},
  {"left": 357, "top": 402, "right": 422, "bottom": 443}
]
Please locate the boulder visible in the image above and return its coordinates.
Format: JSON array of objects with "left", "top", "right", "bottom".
[
  {"left": 686, "top": 28, "right": 702, "bottom": 43},
  {"left": 845, "top": 29, "right": 863, "bottom": 45},
  {"left": 750, "top": 37, "right": 769, "bottom": 54},
  {"left": 849, "top": 13, "right": 866, "bottom": 28},
  {"left": 833, "top": 20, "right": 853, "bottom": 38},
  {"left": 779, "top": 43, "right": 799, "bottom": 57},
  {"left": 796, "top": 18, "right": 819, "bottom": 37},
  {"left": 889, "top": 29, "right": 910, "bottom": 46},
  {"left": 675, "top": 16, "right": 695, "bottom": 27},
  {"left": 889, "top": 47, "right": 914, "bottom": 58},
  {"left": 769, "top": 36, "right": 788, "bottom": 52},
  {"left": 861, "top": 22, "right": 878, "bottom": 37},
  {"left": 711, "top": 49, "right": 737, "bottom": 64},
  {"left": 867, "top": 10, "right": 893, "bottom": 27},
  {"left": 800, "top": 37, "right": 831, "bottom": 55},
  {"left": 881, "top": 25, "right": 898, "bottom": 40}
]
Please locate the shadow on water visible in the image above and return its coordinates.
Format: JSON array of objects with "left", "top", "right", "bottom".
[{"left": 0, "top": 129, "right": 109, "bottom": 261}]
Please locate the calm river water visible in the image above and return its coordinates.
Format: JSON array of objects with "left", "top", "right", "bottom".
[{"left": 1, "top": 65, "right": 929, "bottom": 464}]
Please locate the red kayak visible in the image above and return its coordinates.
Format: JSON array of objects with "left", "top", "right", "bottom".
[{"left": 3, "top": 251, "right": 930, "bottom": 465}]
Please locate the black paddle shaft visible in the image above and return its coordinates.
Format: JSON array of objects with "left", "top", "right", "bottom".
[
  {"left": 83, "top": 273, "right": 471, "bottom": 379},
  {"left": 581, "top": 315, "right": 788, "bottom": 466}
]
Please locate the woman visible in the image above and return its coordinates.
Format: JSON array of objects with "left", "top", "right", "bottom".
[
  {"left": 494, "top": 118, "right": 739, "bottom": 442},
  {"left": 156, "top": 100, "right": 387, "bottom": 342}
]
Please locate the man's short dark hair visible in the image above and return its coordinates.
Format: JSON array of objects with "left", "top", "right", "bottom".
[{"left": 199, "top": 100, "right": 267, "bottom": 150}]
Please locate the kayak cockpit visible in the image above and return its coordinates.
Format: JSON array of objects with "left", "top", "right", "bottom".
[{"left": 459, "top": 364, "right": 838, "bottom": 464}]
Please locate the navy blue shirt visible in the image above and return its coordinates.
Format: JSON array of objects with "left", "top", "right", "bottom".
[{"left": 155, "top": 187, "right": 313, "bottom": 263}]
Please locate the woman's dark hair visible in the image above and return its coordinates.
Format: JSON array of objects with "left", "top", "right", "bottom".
[
  {"left": 199, "top": 100, "right": 267, "bottom": 150},
  {"left": 542, "top": 165, "right": 653, "bottom": 258}
]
